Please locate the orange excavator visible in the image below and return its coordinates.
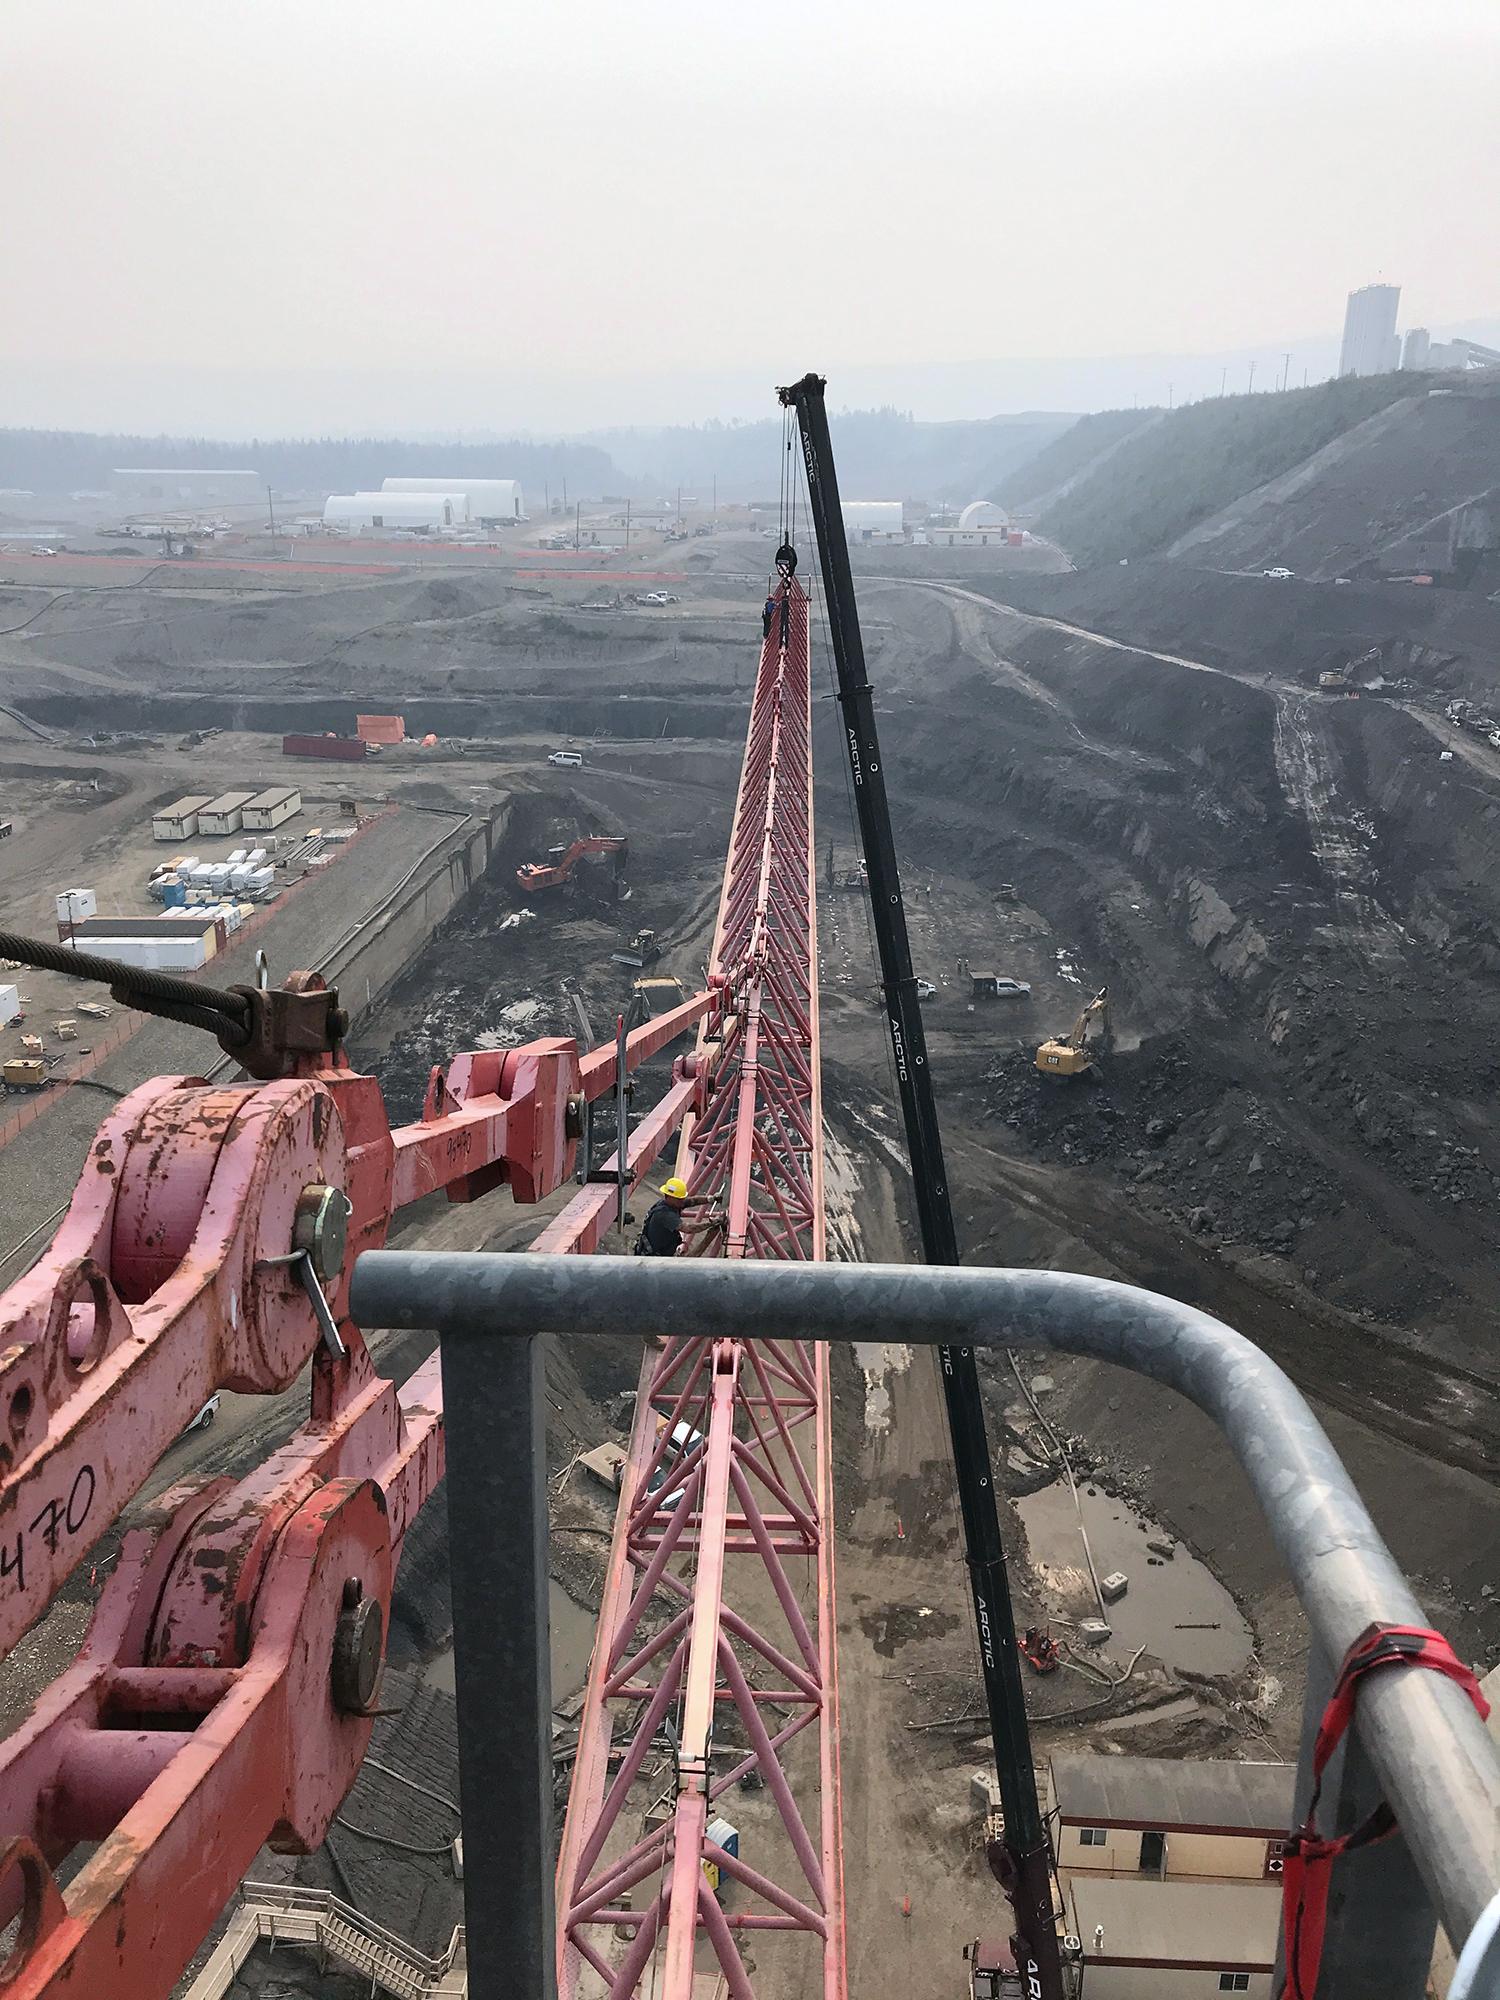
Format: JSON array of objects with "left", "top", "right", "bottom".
[{"left": 515, "top": 834, "right": 627, "bottom": 893}]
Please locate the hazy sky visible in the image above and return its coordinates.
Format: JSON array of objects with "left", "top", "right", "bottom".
[{"left": 4, "top": 1, "right": 1498, "bottom": 434}]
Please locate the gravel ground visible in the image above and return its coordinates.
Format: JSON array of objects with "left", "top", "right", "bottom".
[{"left": 0, "top": 805, "right": 463, "bottom": 1266}]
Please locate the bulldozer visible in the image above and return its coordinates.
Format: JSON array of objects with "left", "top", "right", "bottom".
[
  {"left": 609, "top": 927, "right": 662, "bottom": 970},
  {"left": 1034, "top": 987, "right": 1111, "bottom": 1078}
]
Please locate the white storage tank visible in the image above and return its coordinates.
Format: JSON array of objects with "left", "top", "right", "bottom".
[{"left": 0, "top": 985, "right": 18, "bottom": 1027}]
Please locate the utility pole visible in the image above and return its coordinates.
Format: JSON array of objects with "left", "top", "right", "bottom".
[
  {"left": 561, "top": 473, "right": 568, "bottom": 513},
  {"left": 780, "top": 371, "right": 1067, "bottom": 2000},
  {"left": 1248, "top": 360, "right": 1257, "bottom": 394},
  {"left": 676, "top": 482, "right": 682, "bottom": 528},
  {"left": 266, "top": 485, "right": 277, "bottom": 546},
  {"left": 1168, "top": 382, "right": 1174, "bottom": 410},
  {"left": 544, "top": 480, "right": 550, "bottom": 516},
  {"left": 624, "top": 498, "right": 631, "bottom": 550},
  {"left": 1220, "top": 365, "right": 1228, "bottom": 398},
  {"left": 575, "top": 500, "right": 581, "bottom": 552},
  {"left": 712, "top": 474, "right": 717, "bottom": 519},
  {"left": 1281, "top": 352, "right": 1292, "bottom": 393}
]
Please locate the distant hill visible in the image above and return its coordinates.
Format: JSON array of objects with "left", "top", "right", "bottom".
[
  {"left": 585, "top": 407, "right": 1077, "bottom": 504},
  {"left": 0, "top": 428, "right": 623, "bottom": 501},
  {"left": 993, "top": 407, "right": 1159, "bottom": 515},
  {"left": 1164, "top": 371, "right": 1500, "bottom": 580},
  {"left": 1032, "top": 374, "right": 1419, "bottom": 567}
]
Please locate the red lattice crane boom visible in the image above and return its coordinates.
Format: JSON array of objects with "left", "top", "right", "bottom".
[{"left": 552, "top": 576, "right": 845, "bottom": 1998}]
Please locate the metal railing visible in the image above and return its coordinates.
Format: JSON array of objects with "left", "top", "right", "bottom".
[
  {"left": 184, "top": 1881, "right": 465, "bottom": 1999},
  {"left": 348, "top": 1251, "right": 1500, "bottom": 2000}
]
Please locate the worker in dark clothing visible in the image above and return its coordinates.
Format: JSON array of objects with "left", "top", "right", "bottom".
[
  {"left": 762, "top": 593, "right": 776, "bottom": 640},
  {"left": 636, "top": 1176, "right": 694, "bottom": 1256},
  {"left": 635, "top": 1176, "right": 721, "bottom": 1256}
]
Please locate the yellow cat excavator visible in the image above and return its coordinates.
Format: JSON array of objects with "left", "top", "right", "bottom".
[{"left": 1035, "top": 986, "right": 1111, "bottom": 1077}]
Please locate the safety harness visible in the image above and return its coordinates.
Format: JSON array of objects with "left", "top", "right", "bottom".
[{"left": 1280, "top": 1621, "right": 1490, "bottom": 1998}]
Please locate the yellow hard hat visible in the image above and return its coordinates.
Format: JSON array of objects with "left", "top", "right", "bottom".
[{"left": 660, "top": 1177, "right": 689, "bottom": 1202}]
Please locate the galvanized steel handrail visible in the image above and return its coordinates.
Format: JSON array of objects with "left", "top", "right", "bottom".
[{"left": 349, "top": 1251, "right": 1500, "bottom": 1997}]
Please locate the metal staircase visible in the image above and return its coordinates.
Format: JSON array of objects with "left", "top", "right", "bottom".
[{"left": 183, "top": 1882, "right": 466, "bottom": 2000}]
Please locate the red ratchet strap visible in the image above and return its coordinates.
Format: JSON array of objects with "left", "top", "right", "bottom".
[{"left": 1281, "top": 1621, "right": 1490, "bottom": 1998}]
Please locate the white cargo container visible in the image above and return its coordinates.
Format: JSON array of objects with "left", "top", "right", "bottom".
[
  {"left": 228, "top": 849, "right": 247, "bottom": 865},
  {"left": 0, "top": 985, "right": 18, "bottom": 1027},
  {"left": 246, "top": 848, "right": 267, "bottom": 864},
  {"left": 55, "top": 888, "right": 97, "bottom": 924},
  {"left": 70, "top": 929, "right": 212, "bottom": 972}
]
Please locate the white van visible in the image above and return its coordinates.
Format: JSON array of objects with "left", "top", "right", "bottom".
[
  {"left": 648, "top": 1419, "right": 705, "bottom": 1501},
  {"left": 548, "top": 750, "right": 584, "bottom": 768}
]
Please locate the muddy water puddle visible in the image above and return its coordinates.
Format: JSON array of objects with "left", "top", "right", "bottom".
[
  {"left": 859, "top": 1602, "right": 962, "bottom": 1658},
  {"left": 1017, "top": 1481, "right": 1252, "bottom": 1676},
  {"left": 422, "top": 1580, "right": 597, "bottom": 1699}
]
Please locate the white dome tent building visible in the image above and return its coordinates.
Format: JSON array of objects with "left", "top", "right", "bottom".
[
  {"left": 322, "top": 491, "right": 470, "bottom": 535},
  {"left": 928, "top": 500, "right": 1019, "bottom": 549},
  {"left": 381, "top": 477, "right": 526, "bottom": 524}
]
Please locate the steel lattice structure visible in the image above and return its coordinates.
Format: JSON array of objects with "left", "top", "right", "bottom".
[{"left": 554, "top": 577, "right": 846, "bottom": 1999}]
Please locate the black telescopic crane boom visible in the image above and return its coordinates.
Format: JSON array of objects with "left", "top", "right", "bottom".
[{"left": 778, "top": 372, "right": 1066, "bottom": 2000}]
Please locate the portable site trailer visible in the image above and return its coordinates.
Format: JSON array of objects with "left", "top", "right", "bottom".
[
  {"left": 241, "top": 786, "right": 301, "bottom": 831},
  {"left": 152, "top": 794, "right": 215, "bottom": 842},
  {"left": 196, "top": 791, "right": 256, "bottom": 837}
]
